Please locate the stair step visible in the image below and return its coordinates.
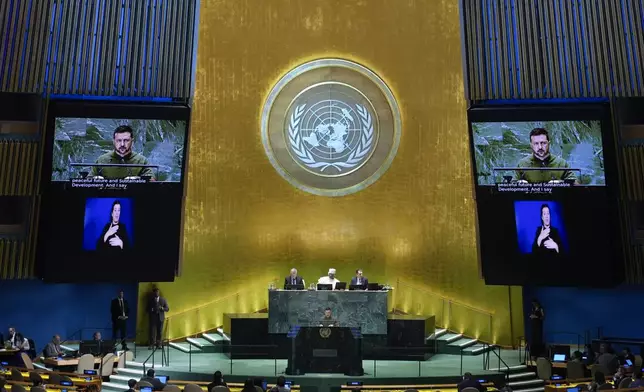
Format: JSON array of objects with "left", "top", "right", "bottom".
[
  {"left": 187, "top": 337, "right": 214, "bottom": 348},
  {"left": 125, "top": 361, "right": 167, "bottom": 369},
  {"left": 465, "top": 343, "right": 496, "bottom": 354},
  {"left": 490, "top": 364, "right": 528, "bottom": 372},
  {"left": 427, "top": 328, "right": 448, "bottom": 340},
  {"left": 438, "top": 333, "right": 463, "bottom": 343},
  {"left": 437, "top": 332, "right": 461, "bottom": 341},
  {"left": 110, "top": 374, "right": 133, "bottom": 383},
  {"left": 448, "top": 338, "right": 478, "bottom": 348},
  {"left": 508, "top": 372, "right": 537, "bottom": 380},
  {"left": 169, "top": 342, "right": 201, "bottom": 353},
  {"left": 116, "top": 367, "right": 144, "bottom": 377},
  {"left": 507, "top": 379, "right": 544, "bottom": 388},
  {"left": 202, "top": 333, "right": 228, "bottom": 344}
]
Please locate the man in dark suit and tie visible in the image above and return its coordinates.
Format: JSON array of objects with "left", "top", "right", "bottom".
[
  {"left": 283, "top": 268, "right": 305, "bottom": 289},
  {"left": 111, "top": 290, "right": 130, "bottom": 350},
  {"left": 148, "top": 288, "right": 169, "bottom": 349},
  {"left": 350, "top": 269, "right": 369, "bottom": 287}
]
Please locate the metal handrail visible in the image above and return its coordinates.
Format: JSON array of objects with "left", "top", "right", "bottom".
[
  {"left": 484, "top": 344, "right": 510, "bottom": 381},
  {"left": 142, "top": 339, "right": 169, "bottom": 374}
]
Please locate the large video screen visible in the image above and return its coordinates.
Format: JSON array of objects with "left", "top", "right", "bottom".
[
  {"left": 36, "top": 100, "right": 190, "bottom": 282},
  {"left": 469, "top": 105, "right": 622, "bottom": 286},
  {"left": 472, "top": 121, "right": 605, "bottom": 191},
  {"left": 51, "top": 117, "right": 186, "bottom": 190}
]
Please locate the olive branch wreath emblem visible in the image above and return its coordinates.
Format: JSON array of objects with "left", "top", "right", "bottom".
[{"left": 288, "top": 104, "right": 374, "bottom": 172}]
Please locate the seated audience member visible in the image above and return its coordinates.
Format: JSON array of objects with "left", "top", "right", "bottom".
[
  {"left": 630, "top": 371, "right": 644, "bottom": 388},
  {"left": 595, "top": 346, "right": 619, "bottom": 374},
  {"left": 6, "top": 328, "right": 16, "bottom": 348},
  {"left": 242, "top": 379, "right": 256, "bottom": 392},
  {"left": 30, "top": 374, "right": 43, "bottom": 387},
  {"left": 13, "top": 333, "right": 30, "bottom": 352},
  {"left": 254, "top": 378, "right": 266, "bottom": 392},
  {"left": 93, "top": 332, "right": 102, "bottom": 341},
  {"left": 570, "top": 351, "right": 588, "bottom": 375},
  {"left": 457, "top": 372, "right": 485, "bottom": 392},
  {"left": 126, "top": 379, "right": 137, "bottom": 392},
  {"left": 620, "top": 347, "right": 635, "bottom": 366},
  {"left": 140, "top": 369, "right": 166, "bottom": 391},
  {"left": 207, "top": 370, "right": 227, "bottom": 392},
  {"left": 571, "top": 351, "right": 584, "bottom": 362},
  {"left": 589, "top": 371, "right": 609, "bottom": 392},
  {"left": 44, "top": 335, "right": 63, "bottom": 358},
  {"left": 613, "top": 366, "right": 627, "bottom": 387},
  {"left": 269, "top": 376, "right": 289, "bottom": 392}
]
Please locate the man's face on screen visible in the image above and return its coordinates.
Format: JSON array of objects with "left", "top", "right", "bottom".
[
  {"left": 324, "top": 309, "right": 332, "bottom": 318},
  {"left": 112, "top": 204, "right": 121, "bottom": 224},
  {"left": 541, "top": 207, "right": 551, "bottom": 227},
  {"left": 530, "top": 134, "right": 549, "bottom": 160},
  {"left": 113, "top": 131, "right": 133, "bottom": 157}
]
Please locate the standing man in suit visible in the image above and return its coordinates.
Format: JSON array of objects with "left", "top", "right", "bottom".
[
  {"left": 350, "top": 269, "right": 369, "bottom": 287},
  {"left": 283, "top": 268, "right": 305, "bottom": 289},
  {"left": 111, "top": 289, "right": 129, "bottom": 350},
  {"left": 148, "top": 288, "right": 169, "bottom": 349}
]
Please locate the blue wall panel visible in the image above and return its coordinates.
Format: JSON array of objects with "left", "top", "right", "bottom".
[
  {"left": 524, "top": 285, "right": 644, "bottom": 347},
  {"left": 0, "top": 280, "right": 138, "bottom": 353}
]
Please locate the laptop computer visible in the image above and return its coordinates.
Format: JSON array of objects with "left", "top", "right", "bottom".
[
  {"left": 284, "top": 284, "right": 304, "bottom": 290},
  {"left": 317, "top": 284, "right": 332, "bottom": 290},
  {"left": 156, "top": 375, "right": 169, "bottom": 384},
  {"left": 367, "top": 283, "right": 380, "bottom": 290},
  {"left": 335, "top": 282, "right": 347, "bottom": 290},
  {"left": 552, "top": 353, "right": 566, "bottom": 362},
  {"left": 349, "top": 284, "right": 366, "bottom": 290}
]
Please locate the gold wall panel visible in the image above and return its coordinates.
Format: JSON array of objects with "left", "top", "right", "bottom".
[{"left": 138, "top": 0, "right": 524, "bottom": 345}]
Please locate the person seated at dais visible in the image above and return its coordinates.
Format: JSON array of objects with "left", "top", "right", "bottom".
[{"left": 317, "top": 268, "right": 340, "bottom": 289}]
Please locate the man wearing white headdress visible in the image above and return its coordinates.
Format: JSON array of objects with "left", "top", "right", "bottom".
[{"left": 317, "top": 268, "right": 340, "bottom": 289}]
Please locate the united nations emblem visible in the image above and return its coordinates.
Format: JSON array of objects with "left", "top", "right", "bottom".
[
  {"left": 319, "top": 327, "right": 332, "bottom": 339},
  {"left": 261, "top": 59, "right": 401, "bottom": 196}
]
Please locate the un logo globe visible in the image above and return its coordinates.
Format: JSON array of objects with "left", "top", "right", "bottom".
[
  {"left": 261, "top": 59, "right": 401, "bottom": 196},
  {"left": 286, "top": 83, "right": 377, "bottom": 176}
]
